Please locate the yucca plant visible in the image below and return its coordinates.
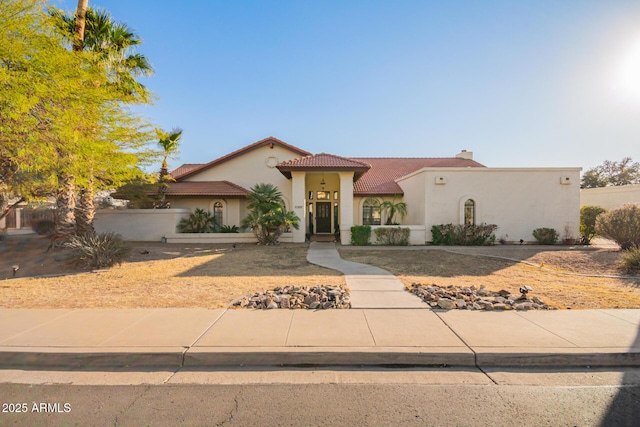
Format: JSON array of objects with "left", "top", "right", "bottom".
[{"left": 64, "top": 232, "right": 131, "bottom": 269}]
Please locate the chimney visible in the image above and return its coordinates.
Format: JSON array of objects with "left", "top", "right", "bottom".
[{"left": 455, "top": 149, "right": 473, "bottom": 160}]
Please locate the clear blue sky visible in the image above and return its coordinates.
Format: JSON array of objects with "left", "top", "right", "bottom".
[{"left": 55, "top": 0, "right": 640, "bottom": 171}]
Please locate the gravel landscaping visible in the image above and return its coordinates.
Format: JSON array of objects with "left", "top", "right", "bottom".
[
  {"left": 231, "top": 285, "right": 351, "bottom": 309},
  {"left": 410, "top": 283, "right": 553, "bottom": 310}
]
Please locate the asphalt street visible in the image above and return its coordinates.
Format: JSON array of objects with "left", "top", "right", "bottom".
[{"left": 1, "top": 367, "right": 639, "bottom": 426}]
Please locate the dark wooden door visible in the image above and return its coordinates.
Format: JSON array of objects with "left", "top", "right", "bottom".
[{"left": 316, "top": 202, "right": 331, "bottom": 233}]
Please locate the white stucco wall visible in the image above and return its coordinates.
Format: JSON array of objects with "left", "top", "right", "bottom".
[
  {"left": 184, "top": 144, "right": 302, "bottom": 206},
  {"left": 397, "top": 167, "right": 581, "bottom": 243},
  {"left": 580, "top": 184, "right": 640, "bottom": 210},
  {"left": 95, "top": 209, "right": 190, "bottom": 241}
]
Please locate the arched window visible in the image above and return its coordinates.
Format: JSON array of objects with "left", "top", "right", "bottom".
[
  {"left": 464, "top": 199, "right": 475, "bottom": 225},
  {"left": 213, "top": 201, "right": 223, "bottom": 228},
  {"left": 363, "top": 200, "right": 381, "bottom": 225}
]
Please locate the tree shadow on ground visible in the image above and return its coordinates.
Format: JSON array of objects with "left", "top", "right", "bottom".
[{"left": 599, "top": 320, "right": 640, "bottom": 426}]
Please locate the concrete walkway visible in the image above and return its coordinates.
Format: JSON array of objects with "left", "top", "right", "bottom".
[
  {"left": 306, "top": 242, "right": 425, "bottom": 308},
  {"left": 0, "top": 308, "right": 638, "bottom": 369}
]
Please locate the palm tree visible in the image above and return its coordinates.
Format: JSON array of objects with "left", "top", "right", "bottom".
[
  {"left": 51, "top": 7, "right": 153, "bottom": 98},
  {"left": 241, "top": 183, "right": 300, "bottom": 245},
  {"left": 157, "top": 128, "right": 183, "bottom": 181},
  {"left": 156, "top": 128, "right": 183, "bottom": 208},
  {"left": 51, "top": 6, "right": 153, "bottom": 236},
  {"left": 53, "top": 0, "right": 88, "bottom": 242},
  {"left": 365, "top": 197, "right": 408, "bottom": 225},
  {"left": 380, "top": 199, "right": 408, "bottom": 225}
]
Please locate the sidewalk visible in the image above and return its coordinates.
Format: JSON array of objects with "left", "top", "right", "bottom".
[
  {"left": 0, "top": 308, "right": 638, "bottom": 369},
  {"left": 0, "top": 242, "right": 639, "bottom": 370}
]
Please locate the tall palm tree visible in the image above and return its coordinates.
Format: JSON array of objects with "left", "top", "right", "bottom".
[
  {"left": 51, "top": 6, "right": 153, "bottom": 235},
  {"left": 53, "top": 0, "right": 88, "bottom": 242},
  {"left": 156, "top": 128, "right": 183, "bottom": 208}
]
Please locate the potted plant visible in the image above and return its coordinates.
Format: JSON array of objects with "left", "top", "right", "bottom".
[{"left": 563, "top": 226, "right": 576, "bottom": 245}]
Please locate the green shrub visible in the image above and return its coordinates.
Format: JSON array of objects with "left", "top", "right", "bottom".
[
  {"left": 178, "top": 208, "right": 217, "bottom": 233},
  {"left": 580, "top": 206, "right": 607, "bottom": 244},
  {"left": 64, "top": 232, "right": 131, "bottom": 269},
  {"left": 219, "top": 224, "right": 240, "bottom": 233},
  {"left": 619, "top": 247, "right": 640, "bottom": 274},
  {"left": 431, "top": 223, "right": 497, "bottom": 245},
  {"left": 596, "top": 204, "right": 640, "bottom": 250},
  {"left": 532, "top": 227, "right": 558, "bottom": 245},
  {"left": 350, "top": 225, "right": 371, "bottom": 245},
  {"left": 374, "top": 227, "right": 410, "bottom": 246},
  {"left": 32, "top": 219, "right": 55, "bottom": 235}
]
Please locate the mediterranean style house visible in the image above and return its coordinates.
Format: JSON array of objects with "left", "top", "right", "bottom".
[{"left": 157, "top": 136, "right": 581, "bottom": 245}]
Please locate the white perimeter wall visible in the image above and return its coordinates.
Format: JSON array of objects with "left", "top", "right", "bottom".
[
  {"left": 580, "top": 184, "right": 640, "bottom": 210},
  {"left": 95, "top": 209, "right": 190, "bottom": 241},
  {"left": 398, "top": 167, "right": 581, "bottom": 243}
]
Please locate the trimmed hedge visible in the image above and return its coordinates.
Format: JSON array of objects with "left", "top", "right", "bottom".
[
  {"left": 350, "top": 225, "right": 371, "bottom": 245},
  {"left": 374, "top": 227, "right": 410, "bottom": 246},
  {"left": 431, "top": 223, "right": 497, "bottom": 246},
  {"left": 532, "top": 227, "right": 559, "bottom": 245}
]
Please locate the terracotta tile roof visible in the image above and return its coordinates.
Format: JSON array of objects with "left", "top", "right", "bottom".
[
  {"left": 171, "top": 164, "right": 203, "bottom": 179},
  {"left": 351, "top": 157, "right": 486, "bottom": 196},
  {"left": 277, "top": 153, "right": 370, "bottom": 179},
  {"left": 165, "top": 181, "right": 249, "bottom": 197},
  {"left": 175, "top": 136, "right": 311, "bottom": 180}
]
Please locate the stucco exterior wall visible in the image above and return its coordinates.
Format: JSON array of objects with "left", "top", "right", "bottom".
[
  {"left": 95, "top": 209, "right": 190, "bottom": 241},
  {"left": 580, "top": 184, "right": 640, "bottom": 210},
  {"left": 397, "top": 167, "right": 581, "bottom": 243},
  {"left": 184, "top": 144, "right": 301, "bottom": 205},
  {"left": 395, "top": 172, "right": 426, "bottom": 226}
]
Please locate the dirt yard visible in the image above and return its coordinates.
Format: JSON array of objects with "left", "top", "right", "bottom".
[
  {"left": 0, "top": 234, "right": 344, "bottom": 308},
  {"left": 2, "top": 234, "right": 639, "bottom": 309},
  {"left": 339, "top": 246, "right": 640, "bottom": 309}
]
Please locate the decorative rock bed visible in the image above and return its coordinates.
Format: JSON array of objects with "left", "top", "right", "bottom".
[
  {"left": 410, "top": 283, "right": 555, "bottom": 310},
  {"left": 231, "top": 285, "right": 351, "bottom": 309}
]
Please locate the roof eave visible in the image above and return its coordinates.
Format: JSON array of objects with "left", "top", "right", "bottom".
[{"left": 276, "top": 166, "right": 370, "bottom": 180}]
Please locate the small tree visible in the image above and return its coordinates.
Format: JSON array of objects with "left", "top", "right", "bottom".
[
  {"left": 580, "top": 206, "right": 607, "bottom": 245},
  {"left": 581, "top": 158, "right": 640, "bottom": 188},
  {"left": 241, "top": 183, "right": 300, "bottom": 245},
  {"left": 596, "top": 204, "right": 640, "bottom": 250}
]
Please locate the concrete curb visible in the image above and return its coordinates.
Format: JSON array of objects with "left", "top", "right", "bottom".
[
  {"left": 2, "top": 347, "right": 639, "bottom": 370},
  {"left": 0, "top": 347, "right": 185, "bottom": 369}
]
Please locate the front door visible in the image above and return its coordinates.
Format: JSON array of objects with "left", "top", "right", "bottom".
[{"left": 316, "top": 202, "right": 332, "bottom": 233}]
